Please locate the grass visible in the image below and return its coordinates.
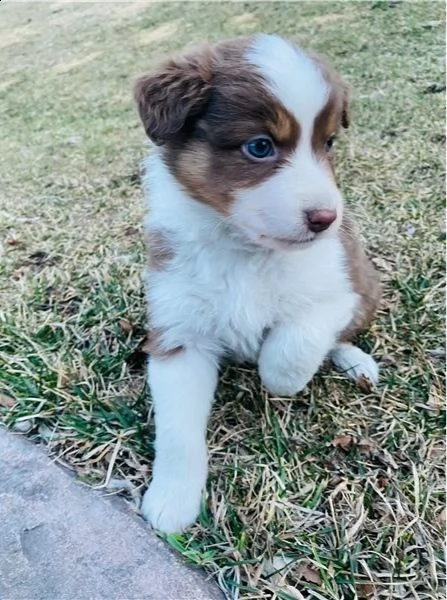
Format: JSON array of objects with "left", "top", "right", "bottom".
[{"left": 0, "top": 1, "right": 445, "bottom": 599}]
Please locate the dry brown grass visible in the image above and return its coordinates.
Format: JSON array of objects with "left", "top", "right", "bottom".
[{"left": 0, "top": 2, "right": 445, "bottom": 599}]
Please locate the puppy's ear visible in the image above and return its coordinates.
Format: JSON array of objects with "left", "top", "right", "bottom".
[{"left": 133, "top": 48, "right": 214, "bottom": 145}]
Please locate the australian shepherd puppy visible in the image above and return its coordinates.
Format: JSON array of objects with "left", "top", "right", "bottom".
[{"left": 133, "top": 34, "right": 381, "bottom": 533}]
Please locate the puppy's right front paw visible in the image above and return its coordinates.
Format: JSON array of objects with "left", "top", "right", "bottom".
[{"left": 141, "top": 477, "right": 203, "bottom": 534}]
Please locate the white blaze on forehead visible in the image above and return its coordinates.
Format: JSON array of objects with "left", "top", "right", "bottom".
[{"left": 245, "top": 34, "right": 329, "bottom": 129}]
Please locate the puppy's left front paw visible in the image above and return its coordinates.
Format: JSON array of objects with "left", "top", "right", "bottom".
[{"left": 330, "top": 343, "right": 379, "bottom": 389}]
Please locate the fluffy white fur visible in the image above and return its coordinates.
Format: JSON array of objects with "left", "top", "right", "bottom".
[
  {"left": 141, "top": 35, "right": 379, "bottom": 533},
  {"left": 247, "top": 35, "right": 328, "bottom": 120}
]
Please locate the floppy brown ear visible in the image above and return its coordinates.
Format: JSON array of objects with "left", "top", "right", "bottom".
[{"left": 133, "top": 48, "right": 214, "bottom": 145}]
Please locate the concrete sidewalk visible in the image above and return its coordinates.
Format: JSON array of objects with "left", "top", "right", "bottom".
[{"left": 0, "top": 428, "right": 224, "bottom": 600}]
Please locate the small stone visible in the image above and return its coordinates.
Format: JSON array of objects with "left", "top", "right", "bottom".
[{"left": 12, "top": 419, "right": 33, "bottom": 433}]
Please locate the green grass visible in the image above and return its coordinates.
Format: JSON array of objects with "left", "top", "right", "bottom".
[{"left": 0, "top": 2, "right": 445, "bottom": 599}]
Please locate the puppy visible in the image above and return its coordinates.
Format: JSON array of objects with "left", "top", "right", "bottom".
[{"left": 133, "top": 34, "right": 381, "bottom": 534}]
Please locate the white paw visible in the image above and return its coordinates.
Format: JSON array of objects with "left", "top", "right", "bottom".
[
  {"left": 261, "top": 376, "right": 311, "bottom": 397},
  {"left": 141, "top": 475, "right": 203, "bottom": 534},
  {"left": 259, "top": 362, "right": 313, "bottom": 397},
  {"left": 330, "top": 343, "right": 379, "bottom": 388}
]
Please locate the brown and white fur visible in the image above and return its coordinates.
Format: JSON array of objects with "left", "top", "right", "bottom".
[{"left": 133, "top": 34, "right": 381, "bottom": 533}]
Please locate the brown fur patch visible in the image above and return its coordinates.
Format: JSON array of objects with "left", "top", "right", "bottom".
[
  {"left": 143, "top": 326, "right": 184, "bottom": 359},
  {"left": 171, "top": 105, "right": 299, "bottom": 215},
  {"left": 144, "top": 230, "right": 180, "bottom": 358},
  {"left": 146, "top": 229, "right": 175, "bottom": 271},
  {"left": 311, "top": 93, "right": 340, "bottom": 179},
  {"left": 271, "top": 107, "right": 300, "bottom": 145},
  {"left": 312, "top": 93, "right": 342, "bottom": 149},
  {"left": 311, "top": 57, "right": 350, "bottom": 177},
  {"left": 338, "top": 212, "right": 381, "bottom": 341},
  {"left": 160, "top": 38, "right": 300, "bottom": 214}
]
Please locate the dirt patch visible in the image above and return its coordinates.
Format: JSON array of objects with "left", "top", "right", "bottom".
[
  {"left": 138, "top": 21, "right": 181, "bottom": 46},
  {"left": 52, "top": 52, "right": 100, "bottom": 75}
]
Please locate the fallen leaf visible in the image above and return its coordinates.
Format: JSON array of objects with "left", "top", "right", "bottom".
[
  {"left": 429, "top": 441, "right": 446, "bottom": 460},
  {"left": 6, "top": 237, "right": 24, "bottom": 247},
  {"left": 332, "top": 435, "right": 353, "bottom": 450},
  {"left": 57, "top": 370, "right": 70, "bottom": 387},
  {"left": 299, "top": 562, "right": 322, "bottom": 585},
  {"left": 356, "top": 375, "right": 374, "bottom": 392},
  {"left": 0, "top": 393, "right": 16, "bottom": 408},
  {"left": 357, "top": 438, "right": 377, "bottom": 456},
  {"left": 379, "top": 354, "right": 398, "bottom": 368},
  {"left": 377, "top": 476, "right": 390, "bottom": 489},
  {"left": 357, "top": 583, "right": 375, "bottom": 598},
  {"left": 119, "top": 318, "right": 133, "bottom": 333}
]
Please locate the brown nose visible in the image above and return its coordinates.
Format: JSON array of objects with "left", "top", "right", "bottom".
[{"left": 306, "top": 209, "right": 337, "bottom": 233}]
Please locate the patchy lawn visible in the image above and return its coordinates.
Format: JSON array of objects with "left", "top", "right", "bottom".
[{"left": 0, "top": 2, "right": 445, "bottom": 599}]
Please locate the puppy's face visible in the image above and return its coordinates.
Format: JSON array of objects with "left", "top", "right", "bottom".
[{"left": 134, "top": 35, "right": 350, "bottom": 250}]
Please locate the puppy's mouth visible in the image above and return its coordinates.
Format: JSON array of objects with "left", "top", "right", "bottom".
[
  {"left": 259, "top": 234, "right": 316, "bottom": 250},
  {"left": 227, "top": 221, "right": 320, "bottom": 251}
]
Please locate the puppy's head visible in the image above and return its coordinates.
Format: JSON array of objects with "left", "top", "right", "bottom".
[{"left": 134, "top": 34, "right": 350, "bottom": 250}]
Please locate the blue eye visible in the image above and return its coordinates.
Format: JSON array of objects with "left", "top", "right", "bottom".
[{"left": 243, "top": 136, "right": 276, "bottom": 160}]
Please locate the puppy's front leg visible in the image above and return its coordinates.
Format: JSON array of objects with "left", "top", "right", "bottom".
[
  {"left": 259, "top": 301, "right": 354, "bottom": 396},
  {"left": 141, "top": 347, "right": 218, "bottom": 534}
]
